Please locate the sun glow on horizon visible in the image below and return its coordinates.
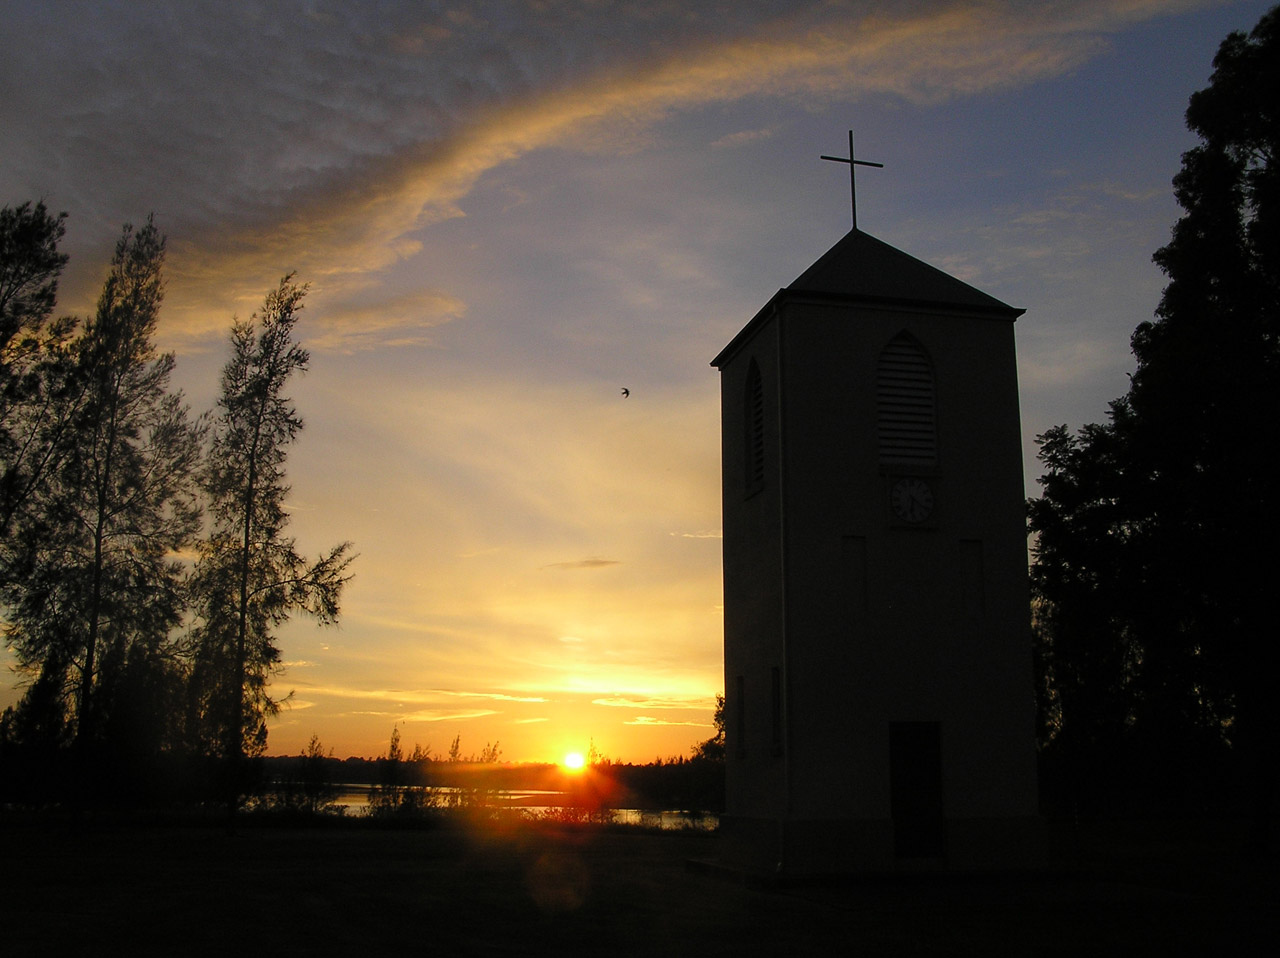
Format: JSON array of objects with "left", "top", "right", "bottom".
[{"left": 562, "top": 751, "right": 586, "bottom": 771}]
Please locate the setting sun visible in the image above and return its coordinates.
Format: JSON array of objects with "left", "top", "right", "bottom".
[{"left": 563, "top": 751, "right": 586, "bottom": 771}]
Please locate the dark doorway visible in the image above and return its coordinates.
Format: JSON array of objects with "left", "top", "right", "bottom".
[{"left": 890, "top": 721, "right": 946, "bottom": 858}]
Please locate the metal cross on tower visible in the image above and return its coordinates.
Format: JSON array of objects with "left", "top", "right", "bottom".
[{"left": 821, "top": 130, "right": 884, "bottom": 230}]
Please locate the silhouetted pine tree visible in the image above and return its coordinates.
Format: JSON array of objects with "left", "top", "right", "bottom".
[
  {"left": 188, "top": 275, "right": 353, "bottom": 806},
  {"left": 1030, "top": 8, "right": 1279, "bottom": 832},
  {"left": 1, "top": 217, "right": 203, "bottom": 798}
]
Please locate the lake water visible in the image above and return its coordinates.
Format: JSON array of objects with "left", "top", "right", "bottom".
[{"left": 330, "top": 784, "right": 718, "bottom": 831}]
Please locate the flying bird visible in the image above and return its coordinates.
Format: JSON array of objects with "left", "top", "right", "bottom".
[{"left": 621, "top": 388, "right": 630, "bottom": 398}]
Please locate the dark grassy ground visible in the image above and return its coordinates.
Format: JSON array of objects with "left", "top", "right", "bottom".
[{"left": 2, "top": 815, "right": 1272, "bottom": 956}]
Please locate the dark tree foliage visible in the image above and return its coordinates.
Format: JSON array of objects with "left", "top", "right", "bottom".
[
  {"left": 2, "top": 219, "right": 203, "bottom": 750},
  {"left": 0, "top": 200, "right": 76, "bottom": 538},
  {"left": 258, "top": 733, "right": 340, "bottom": 816},
  {"left": 691, "top": 692, "right": 725, "bottom": 762},
  {"left": 1, "top": 203, "right": 77, "bottom": 802},
  {"left": 188, "top": 275, "right": 353, "bottom": 793},
  {"left": 2, "top": 213, "right": 357, "bottom": 811},
  {"left": 0, "top": 201, "right": 66, "bottom": 349},
  {"left": 1030, "top": 7, "right": 1279, "bottom": 827}
]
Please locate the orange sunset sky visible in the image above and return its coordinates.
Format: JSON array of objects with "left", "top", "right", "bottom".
[{"left": 2, "top": 0, "right": 1272, "bottom": 763}]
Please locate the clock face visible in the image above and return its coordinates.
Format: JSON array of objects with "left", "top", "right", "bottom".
[{"left": 890, "top": 477, "right": 934, "bottom": 523}]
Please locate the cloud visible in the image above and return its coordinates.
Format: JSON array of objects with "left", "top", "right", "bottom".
[
  {"left": 593, "top": 695, "right": 711, "bottom": 711},
  {"left": 342, "top": 707, "right": 500, "bottom": 723},
  {"left": 711, "top": 127, "right": 779, "bottom": 149},
  {"left": 435, "top": 690, "right": 549, "bottom": 704},
  {"left": 1018, "top": 332, "right": 1134, "bottom": 390},
  {"left": 543, "top": 557, "right": 622, "bottom": 570},
  {"left": 333, "top": 374, "right": 721, "bottom": 547},
  {"left": 624, "top": 716, "right": 714, "bottom": 727},
  {"left": 3, "top": 0, "right": 1217, "bottom": 345},
  {"left": 305, "top": 287, "right": 466, "bottom": 353},
  {"left": 302, "top": 685, "right": 546, "bottom": 705},
  {"left": 399, "top": 709, "right": 500, "bottom": 723}
]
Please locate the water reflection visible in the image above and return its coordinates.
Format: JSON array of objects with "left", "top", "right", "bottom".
[{"left": 330, "top": 784, "right": 717, "bottom": 830}]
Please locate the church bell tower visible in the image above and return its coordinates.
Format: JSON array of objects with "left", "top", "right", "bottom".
[{"left": 711, "top": 188, "right": 1043, "bottom": 872}]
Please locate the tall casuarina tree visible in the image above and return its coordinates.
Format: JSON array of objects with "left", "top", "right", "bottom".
[
  {"left": 2, "top": 217, "right": 203, "bottom": 756},
  {"left": 190, "top": 275, "right": 352, "bottom": 797},
  {"left": 0, "top": 201, "right": 75, "bottom": 539}
]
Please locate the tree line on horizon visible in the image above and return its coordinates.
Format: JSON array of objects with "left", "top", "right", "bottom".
[
  {"left": 0, "top": 204, "right": 353, "bottom": 808},
  {"left": 261, "top": 725, "right": 725, "bottom": 819},
  {"left": 1028, "top": 6, "right": 1277, "bottom": 838}
]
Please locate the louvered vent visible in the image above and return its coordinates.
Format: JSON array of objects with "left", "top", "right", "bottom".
[
  {"left": 877, "top": 334, "right": 937, "bottom": 466},
  {"left": 745, "top": 360, "right": 765, "bottom": 494}
]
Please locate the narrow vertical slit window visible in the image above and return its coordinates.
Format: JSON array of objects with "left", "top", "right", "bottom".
[
  {"left": 744, "top": 359, "right": 765, "bottom": 496},
  {"left": 877, "top": 333, "right": 937, "bottom": 467}
]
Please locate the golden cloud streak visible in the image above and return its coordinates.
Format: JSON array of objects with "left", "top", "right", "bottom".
[
  {"left": 543, "top": 557, "right": 623, "bottom": 570},
  {"left": 625, "top": 716, "right": 715, "bottom": 727},
  {"left": 593, "top": 695, "right": 714, "bottom": 711},
  {"left": 159, "top": 0, "right": 1189, "bottom": 344},
  {"left": 398, "top": 709, "right": 499, "bottom": 723},
  {"left": 302, "top": 685, "right": 548, "bottom": 705},
  {"left": 304, "top": 287, "right": 466, "bottom": 352}
]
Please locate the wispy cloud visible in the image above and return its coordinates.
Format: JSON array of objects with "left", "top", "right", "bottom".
[
  {"left": 625, "top": 716, "right": 714, "bottom": 728},
  {"left": 711, "top": 127, "right": 779, "bottom": 149},
  {"left": 306, "top": 287, "right": 466, "bottom": 353},
  {"left": 593, "top": 695, "right": 712, "bottom": 711},
  {"left": 5, "top": 1, "right": 1216, "bottom": 346},
  {"left": 436, "top": 690, "right": 548, "bottom": 704},
  {"left": 343, "top": 707, "right": 499, "bottom": 724},
  {"left": 303, "top": 686, "right": 546, "bottom": 705},
  {"left": 543, "top": 557, "right": 622, "bottom": 571},
  {"left": 399, "top": 709, "right": 500, "bottom": 724}
]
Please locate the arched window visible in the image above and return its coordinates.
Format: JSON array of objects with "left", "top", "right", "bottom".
[
  {"left": 877, "top": 333, "right": 937, "bottom": 467},
  {"left": 744, "top": 359, "right": 765, "bottom": 495}
]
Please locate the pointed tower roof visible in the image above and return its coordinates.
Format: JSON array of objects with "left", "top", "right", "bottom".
[
  {"left": 789, "top": 229, "right": 1021, "bottom": 314},
  {"left": 712, "top": 229, "right": 1023, "bottom": 368}
]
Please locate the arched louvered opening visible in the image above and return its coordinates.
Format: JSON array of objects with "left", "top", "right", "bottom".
[
  {"left": 877, "top": 333, "right": 937, "bottom": 467},
  {"left": 744, "top": 359, "right": 765, "bottom": 495}
]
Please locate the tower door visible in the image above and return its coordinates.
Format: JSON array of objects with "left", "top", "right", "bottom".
[{"left": 889, "top": 721, "right": 946, "bottom": 858}]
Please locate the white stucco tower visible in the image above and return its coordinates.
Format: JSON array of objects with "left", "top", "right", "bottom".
[{"left": 712, "top": 227, "right": 1042, "bottom": 873}]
